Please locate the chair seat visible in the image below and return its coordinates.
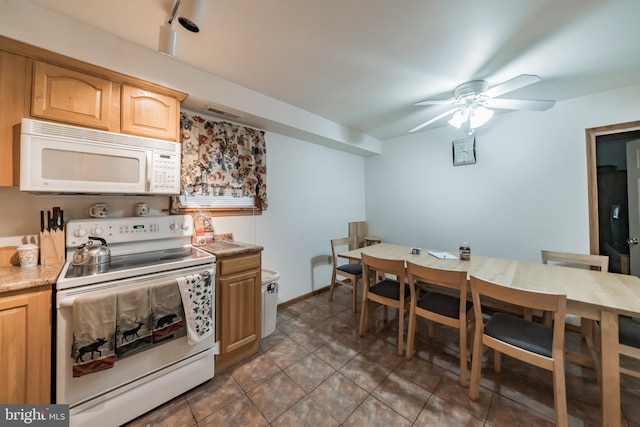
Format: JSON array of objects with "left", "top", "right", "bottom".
[
  {"left": 619, "top": 316, "right": 640, "bottom": 349},
  {"left": 337, "top": 263, "right": 362, "bottom": 275},
  {"left": 370, "top": 279, "right": 410, "bottom": 300},
  {"left": 485, "top": 312, "right": 553, "bottom": 357},
  {"left": 417, "top": 292, "right": 472, "bottom": 319}
]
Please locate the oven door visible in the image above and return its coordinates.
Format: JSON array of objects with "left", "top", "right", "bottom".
[{"left": 56, "top": 265, "right": 215, "bottom": 421}]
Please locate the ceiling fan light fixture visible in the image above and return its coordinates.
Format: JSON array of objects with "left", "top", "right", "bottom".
[
  {"left": 469, "top": 106, "right": 494, "bottom": 129},
  {"left": 178, "top": 0, "right": 204, "bottom": 33},
  {"left": 448, "top": 108, "right": 469, "bottom": 129}
]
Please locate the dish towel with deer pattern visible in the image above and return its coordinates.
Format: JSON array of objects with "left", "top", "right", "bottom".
[
  {"left": 176, "top": 269, "right": 214, "bottom": 345},
  {"left": 150, "top": 279, "right": 186, "bottom": 344},
  {"left": 115, "top": 286, "right": 152, "bottom": 359},
  {"left": 72, "top": 293, "right": 117, "bottom": 377}
]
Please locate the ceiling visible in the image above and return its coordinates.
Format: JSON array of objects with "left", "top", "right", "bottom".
[{"left": 29, "top": 0, "right": 640, "bottom": 141}]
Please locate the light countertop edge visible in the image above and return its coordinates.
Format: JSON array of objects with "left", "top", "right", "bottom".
[
  {"left": 0, "top": 263, "right": 64, "bottom": 294},
  {"left": 197, "top": 241, "right": 263, "bottom": 257}
]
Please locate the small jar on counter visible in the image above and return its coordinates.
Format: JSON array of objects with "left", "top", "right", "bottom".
[{"left": 459, "top": 242, "right": 471, "bottom": 261}]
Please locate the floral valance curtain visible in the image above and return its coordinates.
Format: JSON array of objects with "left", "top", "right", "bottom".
[{"left": 179, "top": 113, "right": 268, "bottom": 210}]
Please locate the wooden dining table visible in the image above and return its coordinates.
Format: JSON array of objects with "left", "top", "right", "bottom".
[{"left": 339, "top": 243, "right": 640, "bottom": 427}]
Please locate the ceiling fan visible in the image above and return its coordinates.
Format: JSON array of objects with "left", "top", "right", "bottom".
[{"left": 409, "top": 74, "right": 555, "bottom": 134}]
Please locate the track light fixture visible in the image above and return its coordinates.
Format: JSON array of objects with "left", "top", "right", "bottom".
[
  {"left": 178, "top": 0, "right": 204, "bottom": 33},
  {"left": 158, "top": 24, "right": 178, "bottom": 57},
  {"left": 158, "top": 0, "right": 204, "bottom": 56}
]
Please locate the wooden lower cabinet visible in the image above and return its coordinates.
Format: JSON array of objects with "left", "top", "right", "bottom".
[
  {"left": 0, "top": 286, "right": 51, "bottom": 404},
  {"left": 215, "top": 252, "right": 262, "bottom": 372}
]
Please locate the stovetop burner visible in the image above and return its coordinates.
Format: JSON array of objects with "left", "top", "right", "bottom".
[
  {"left": 63, "top": 246, "right": 213, "bottom": 280},
  {"left": 58, "top": 215, "right": 215, "bottom": 290}
]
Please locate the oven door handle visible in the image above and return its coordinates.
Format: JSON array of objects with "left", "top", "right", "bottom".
[{"left": 58, "top": 297, "right": 76, "bottom": 308}]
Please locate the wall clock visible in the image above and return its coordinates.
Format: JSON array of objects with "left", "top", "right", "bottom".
[{"left": 452, "top": 137, "right": 476, "bottom": 166}]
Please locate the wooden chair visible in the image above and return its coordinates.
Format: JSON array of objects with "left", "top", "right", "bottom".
[
  {"left": 358, "top": 253, "right": 408, "bottom": 355},
  {"left": 469, "top": 275, "right": 568, "bottom": 427},
  {"left": 405, "top": 261, "right": 473, "bottom": 386},
  {"left": 541, "top": 250, "right": 609, "bottom": 337},
  {"left": 328, "top": 237, "right": 363, "bottom": 313},
  {"left": 593, "top": 314, "right": 640, "bottom": 380},
  {"left": 617, "top": 316, "right": 640, "bottom": 379}
]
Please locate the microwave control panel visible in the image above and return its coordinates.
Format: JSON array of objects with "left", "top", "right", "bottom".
[{"left": 149, "top": 152, "right": 181, "bottom": 194}]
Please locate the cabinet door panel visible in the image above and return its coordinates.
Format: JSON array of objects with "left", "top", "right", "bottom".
[
  {"left": 0, "top": 51, "right": 27, "bottom": 186},
  {"left": 32, "top": 61, "right": 112, "bottom": 130},
  {"left": 121, "top": 85, "right": 179, "bottom": 141},
  {"left": 0, "top": 304, "right": 27, "bottom": 403},
  {"left": 219, "top": 269, "right": 261, "bottom": 353},
  {"left": 0, "top": 289, "right": 51, "bottom": 404}
]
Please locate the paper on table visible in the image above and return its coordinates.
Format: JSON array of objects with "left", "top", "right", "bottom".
[{"left": 428, "top": 251, "right": 459, "bottom": 260}]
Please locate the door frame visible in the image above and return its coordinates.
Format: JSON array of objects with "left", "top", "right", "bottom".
[{"left": 586, "top": 120, "right": 640, "bottom": 255}]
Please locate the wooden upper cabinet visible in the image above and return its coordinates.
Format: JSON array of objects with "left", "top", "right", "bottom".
[
  {"left": 121, "top": 85, "right": 179, "bottom": 141},
  {"left": 0, "top": 36, "right": 188, "bottom": 186},
  {"left": 31, "top": 61, "right": 115, "bottom": 130},
  {"left": 0, "top": 51, "right": 26, "bottom": 187}
]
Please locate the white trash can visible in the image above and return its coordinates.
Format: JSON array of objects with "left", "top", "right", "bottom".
[{"left": 261, "top": 269, "right": 280, "bottom": 338}]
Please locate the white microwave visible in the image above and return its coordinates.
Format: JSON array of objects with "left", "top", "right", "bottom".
[{"left": 20, "top": 118, "right": 181, "bottom": 195}]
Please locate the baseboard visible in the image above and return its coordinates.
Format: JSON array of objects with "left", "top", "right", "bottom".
[{"left": 277, "top": 285, "right": 330, "bottom": 310}]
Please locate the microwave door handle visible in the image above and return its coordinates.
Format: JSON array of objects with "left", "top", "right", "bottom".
[{"left": 146, "top": 151, "right": 152, "bottom": 192}]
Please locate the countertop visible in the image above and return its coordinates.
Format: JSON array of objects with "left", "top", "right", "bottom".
[
  {"left": 198, "top": 241, "right": 263, "bottom": 257},
  {"left": 0, "top": 241, "right": 262, "bottom": 294},
  {"left": 0, "top": 263, "right": 64, "bottom": 294}
]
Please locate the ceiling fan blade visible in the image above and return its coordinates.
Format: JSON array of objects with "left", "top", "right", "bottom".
[
  {"left": 484, "top": 98, "right": 555, "bottom": 111},
  {"left": 409, "top": 107, "right": 460, "bottom": 133},
  {"left": 483, "top": 74, "right": 541, "bottom": 99},
  {"left": 414, "top": 99, "right": 457, "bottom": 106}
]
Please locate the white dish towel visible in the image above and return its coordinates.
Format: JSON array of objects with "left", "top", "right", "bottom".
[{"left": 176, "top": 270, "right": 214, "bottom": 345}]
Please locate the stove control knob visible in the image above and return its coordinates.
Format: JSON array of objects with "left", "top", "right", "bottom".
[
  {"left": 170, "top": 222, "right": 179, "bottom": 231},
  {"left": 92, "top": 226, "right": 104, "bottom": 236},
  {"left": 74, "top": 227, "right": 87, "bottom": 238},
  {"left": 181, "top": 222, "right": 190, "bottom": 231}
]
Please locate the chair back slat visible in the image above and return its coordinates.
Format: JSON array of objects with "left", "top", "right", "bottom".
[
  {"left": 541, "top": 250, "right": 609, "bottom": 272},
  {"left": 331, "top": 237, "right": 353, "bottom": 267},
  {"left": 406, "top": 261, "right": 467, "bottom": 303},
  {"left": 471, "top": 276, "right": 567, "bottom": 315},
  {"left": 361, "top": 253, "right": 405, "bottom": 285}
]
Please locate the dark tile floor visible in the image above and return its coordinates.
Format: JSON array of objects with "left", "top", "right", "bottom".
[{"left": 125, "top": 286, "right": 640, "bottom": 426}]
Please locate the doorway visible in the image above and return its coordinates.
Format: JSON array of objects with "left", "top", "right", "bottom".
[{"left": 586, "top": 121, "right": 640, "bottom": 274}]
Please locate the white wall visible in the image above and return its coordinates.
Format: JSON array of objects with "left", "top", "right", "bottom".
[{"left": 366, "top": 84, "right": 640, "bottom": 262}]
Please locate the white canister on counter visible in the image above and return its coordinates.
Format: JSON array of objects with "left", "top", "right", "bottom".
[{"left": 17, "top": 244, "right": 39, "bottom": 267}]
